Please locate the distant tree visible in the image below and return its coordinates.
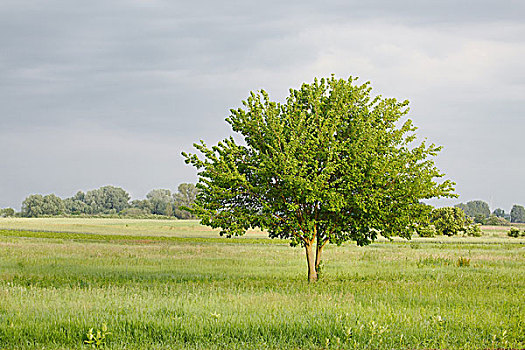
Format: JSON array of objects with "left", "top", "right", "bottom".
[
  {"left": 21, "top": 194, "right": 64, "bottom": 217},
  {"left": 455, "top": 203, "right": 468, "bottom": 214},
  {"left": 455, "top": 200, "right": 490, "bottom": 220},
  {"left": 146, "top": 189, "right": 173, "bottom": 215},
  {"left": 84, "top": 186, "right": 130, "bottom": 214},
  {"left": 21, "top": 194, "right": 45, "bottom": 217},
  {"left": 165, "top": 203, "right": 173, "bottom": 217},
  {"left": 173, "top": 183, "right": 199, "bottom": 219},
  {"left": 63, "top": 191, "right": 90, "bottom": 215},
  {"left": 510, "top": 204, "right": 525, "bottom": 223},
  {"left": 492, "top": 208, "right": 505, "bottom": 218},
  {"left": 0, "top": 208, "right": 15, "bottom": 217},
  {"left": 430, "top": 207, "right": 471, "bottom": 236},
  {"left": 41, "top": 194, "right": 64, "bottom": 215},
  {"left": 131, "top": 199, "right": 153, "bottom": 213}
]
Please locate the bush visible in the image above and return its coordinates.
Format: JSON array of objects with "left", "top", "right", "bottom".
[
  {"left": 507, "top": 228, "right": 520, "bottom": 238},
  {"left": 120, "top": 208, "right": 150, "bottom": 217},
  {"left": 0, "top": 208, "right": 15, "bottom": 217},
  {"left": 484, "top": 215, "right": 511, "bottom": 226},
  {"left": 465, "top": 224, "right": 482, "bottom": 237},
  {"left": 431, "top": 207, "right": 470, "bottom": 236},
  {"left": 416, "top": 224, "right": 437, "bottom": 237}
]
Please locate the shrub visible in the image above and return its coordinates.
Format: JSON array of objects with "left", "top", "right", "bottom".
[
  {"left": 417, "top": 224, "right": 437, "bottom": 237},
  {"left": 484, "top": 215, "right": 511, "bottom": 226},
  {"left": 507, "top": 228, "right": 520, "bottom": 238},
  {"left": 431, "top": 207, "right": 470, "bottom": 236},
  {"left": 465, "top": 224, "right": 482, "bottom": 237}
]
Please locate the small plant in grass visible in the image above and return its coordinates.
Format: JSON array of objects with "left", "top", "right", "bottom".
[
  {"left": 456, "top": 257, "right": 470, "bottom": 267},
  {"left": 84, "top": 324, "right": 110, "bottom": 348},
  {"left": 507, "top": 227, "right": 520, "bottom": 238}
]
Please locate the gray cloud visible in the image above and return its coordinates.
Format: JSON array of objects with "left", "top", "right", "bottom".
[{"left": 1, "top": 0, "right": 524, "bottom": 211}]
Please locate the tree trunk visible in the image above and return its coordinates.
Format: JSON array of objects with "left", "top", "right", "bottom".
[{"left": 305, "top": 243, "right": 317, "bottom": 282}]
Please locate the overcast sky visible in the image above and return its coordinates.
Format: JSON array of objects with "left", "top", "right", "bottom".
[{"left": 1, "top": 0, "right": 524, "bottom": 212}]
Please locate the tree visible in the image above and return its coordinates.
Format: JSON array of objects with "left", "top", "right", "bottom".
[
  {"left": 0, "top": 208, "right": 15, "bottom": 217},
  {"left": 510, "top": 204, "right": 525, "bottom": 223},
  {"left": 492, "top": 208, "right": 505, "bottom": 218},
  {"left": 84, "top": 186, "right": 130, "bottom": 214},
  {"left": 41, "top": 194, "right": 64, "bottom": 216},
  {"left": 173, "top": 183, "right": 199, "bottom": 219},
  {"left": 21, "top": 194, "right": 64, "bottom": 217},
  {"left": 63, "top": 191, "right": 90, "bottom": 215},
  {"left": 183, "top": 76, "right": 455, "bottom": 281},
  {"left": 430, "top": 207, "right": 471, "bottom": 236},
  {"left": 22, "top": 194, "right": 45, "bottom": 217},
  {"left": 131, "top": 199, "right": 153, "bottom": 213},
  {"left": 454, "top": 200, "right": 490, "bottom": 220},
  {"left": 146, "top": 189, "right": 173, "bottom": 215}
]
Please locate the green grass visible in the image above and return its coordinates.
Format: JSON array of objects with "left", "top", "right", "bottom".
[{"left": 0, "top": 218, "right": 524, "bottom": 349}]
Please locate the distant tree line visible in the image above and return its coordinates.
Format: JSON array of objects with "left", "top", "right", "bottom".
[
  {"left": 454, "top": 200, "right": 525, "bottom": 224},
  {"left": 12, "top": 183, "right": 198, "bottom": 219}
]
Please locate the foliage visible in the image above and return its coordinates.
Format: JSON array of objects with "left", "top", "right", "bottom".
[
  {"left": 21, "top": 194, "right": 65, "bottom": 217},
  {"left": 0, "top": 208, "right": 15, "bottom": 217},
  {"left": 119, "top": 207, "right": 150, "bottom": 217},
  {"left": 510, "top": 204, "right": 525, "bottom": 223},
  {"left": 492, "top": 208, "right": 505, "bottom": 218},
  {"left": 416, "top": 224, "right": 437, "bottom": 237},
  {"left": 130, "top": 199, "right": 153, "bottom": 213},
  {"left": 146, "top": 189, "right": 173, "bottom": 216},
  {"left": 465, "top": 223, "right": 482, "bottom": 237},
  {"left": 455, "top": 200, "right": 490, "bottom": 220},
  {"left": 173, "top": 183, "right": 199, "bottom": 219},
  {"left": 430, "top": 207, "right": 470, "bottom": 236},
  {"left": 507, "top": 227, "right": 520, "bottom": 238},
  {"left": 184, "top": 76, "right": 455, "bottom": 281},
  {"left": 84, "top": 186, "right": 130, "bottom": 214},
  {"left": 484, "top": 215, "right": 510, "bottom": 226},
  {"left": 17, "top": 184, "right": 198, "bottom": 219},
  {"left": 63, "top": 191, "right": 91, "bottom": 215}
]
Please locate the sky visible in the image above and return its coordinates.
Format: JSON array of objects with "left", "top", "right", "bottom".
[{"left": 1, "top": 0, "right": 524, "bottom": 212}]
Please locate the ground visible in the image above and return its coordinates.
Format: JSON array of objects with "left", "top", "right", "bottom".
[{"left": 0, "top": 218, "right": 524, "bottom": 349}]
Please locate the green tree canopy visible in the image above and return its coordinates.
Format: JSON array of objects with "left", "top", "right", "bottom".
[
  {"left": 0, "top": 208, "right": 15, "bottom": 217},
  {"left": 173, "top": 183, "right": 199, "bottom": 219},
  {"left": 184, "top": 76, "right": 455, "bottom": 281},
  {"left": 492, "top": 208, "right": 505, "bottom": 218},
  {"left": 146, "top": 189, "right": 173, "bottom": 216},
  {"left": 84, "top": 186, "right": 130, "bottom": 214},
  {"left": 21, "top": 194, "right": 64, "bottom": 217},
  {"left": 510, "top": 204, "right": 525, "bottom": 223},
  {"left": 454, "top": 200, "right": 490, "bottom": 221},
  {"left": 63, "top": 191, "right": 90, "bottom": 215}
]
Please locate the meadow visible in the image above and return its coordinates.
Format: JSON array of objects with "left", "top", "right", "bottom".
[{"left": 0, "top": 218, "right": 524, "bottom": 349}]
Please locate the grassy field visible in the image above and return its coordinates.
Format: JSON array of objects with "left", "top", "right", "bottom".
[{"left": 0, "top": 218, "right": 524, "bottom": 349}]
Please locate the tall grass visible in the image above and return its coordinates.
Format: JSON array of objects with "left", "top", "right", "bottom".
[{"left": 0, "top": 220, "right": 524, "bottom": 349}]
